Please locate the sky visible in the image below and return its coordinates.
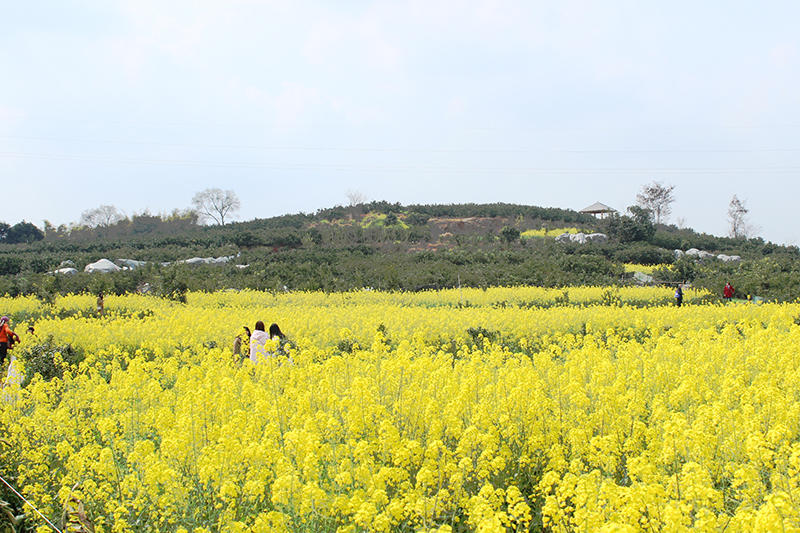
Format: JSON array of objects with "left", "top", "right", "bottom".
[{"left": 1, "top": 1, "right": 799, "bottom": 244}]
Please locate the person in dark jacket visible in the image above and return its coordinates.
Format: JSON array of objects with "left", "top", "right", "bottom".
[{"left": 674, "top": 285, "right": 683, "bottom": 307}]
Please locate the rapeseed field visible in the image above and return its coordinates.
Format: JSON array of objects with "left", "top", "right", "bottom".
[{"left": 1, "top": 287, "right": 798, "bottom": 532}]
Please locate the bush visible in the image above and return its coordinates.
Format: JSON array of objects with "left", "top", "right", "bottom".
[
  {"left": 27, "top": 257, "right": 51, "bottom": 274},
  {"left": 0, "top": 256, "right": 23, "bottom": 275},
  {"left": 18, "top": 336, "right": 84, "bottom": 386},
  {"left": 405, "top": 212, "right": 431, "bottom": 226},
  {"left": 605, "top": 211, "right": 655, "bottom": 243},
  {"left": 500, "top": 226, "right": 521, "bottom": 243},
  {"left": 653, "top": 258, "right": 697, "bottom": 283},
  {"left": 229, "top": 231, "right": 263, "bottom": 248},
  {"left": 650, "top": 231, "right": 682, "bottom": 250},
  {"left": 614, "top": 245, "right": 674, "bottom": 265},
  {"left": 467, "top": 326, "right": 500, "bottom": 346},
  {"left": 5, "top": 221, "right": 44, "bottom": 244}
]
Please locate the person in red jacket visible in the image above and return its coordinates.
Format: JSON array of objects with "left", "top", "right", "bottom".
[
  {"left": 723, "top": 282, "right": 735, "bottom": 301},
  {"left": 0, "top": 315, "right": 20, "bottom": 367}
]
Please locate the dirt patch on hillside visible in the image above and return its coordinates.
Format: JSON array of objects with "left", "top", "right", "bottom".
[{"left": 428, "top": 217, "right": 508, "bottom": 239}]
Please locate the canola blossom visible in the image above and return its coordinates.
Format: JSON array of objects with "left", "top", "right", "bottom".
[
  {"left": 622, "top": 264, "right": 669, "bottom": 274},
  {"left": 1, "top": 287, "right": 799, "bottom": 532},
  {"left": 520, "top": 227, "right": 584, "bottom": 239}
]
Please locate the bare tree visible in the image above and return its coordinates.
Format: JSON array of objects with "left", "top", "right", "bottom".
[
  {"left": 192, "top": 188, "right": 241, "bottom": 225},
  {"left": 346, "top": 189, "right": 367, "bottom": 207},
  {"left": 636, "top": 181, "right": 675, "bottom": 225},
  {"left": 728, "top": 195, "right": 751, "bottom": 238},
  {"left": 80, "top": 205, "right": 125, "bottom": 228}
]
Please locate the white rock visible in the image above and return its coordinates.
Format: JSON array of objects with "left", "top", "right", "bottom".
[
  {"left": 58, "top": 260, "right": 75, "bottom": 268},
  {"left": 685, "top": 248, "right": 700, "bottom": 257},
  {"left": 53, "top": 267, "right": 78, "bottom": 275},
  {"left": 570, "top": 232, "right": 587, "bottom": 244},
  {"left": 117, "top": 259, "right": 148, "bottom": 269},
  {"left": 633, "top": 271, "right": 654, "bottom": 284},
  {"left": 84, "top": 259, "right": 121, "bottom": 273},
  {"left": 698, "top": 251, "right": 715, "bottom": 260},
  {"left": 178, "top": 255, "right": 233, "bottom": 265},
  {"left": 674, "top": 249, "right": 684, "bottom": 259},
  {"left": 555, "top": 233, "right": 572, "bottom": 243},
  {"left": 585, "top": 233, "right": 608, "bottom": 243}
]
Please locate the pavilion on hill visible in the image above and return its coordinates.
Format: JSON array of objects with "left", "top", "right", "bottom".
[{"left": 579, "top": 201, "right": 616, "bottom": 219}]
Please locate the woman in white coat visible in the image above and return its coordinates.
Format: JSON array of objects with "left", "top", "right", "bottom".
[{"left": 249, "top": 321, "right": 270, "bottom": 362}]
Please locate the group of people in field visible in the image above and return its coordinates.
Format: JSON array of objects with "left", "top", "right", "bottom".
[
  {"left": 673, "top": 281, "right": 736, "bottom": 306},
  {"left": 0, "top": 279, "right": 743, "bottom": 382},
  {"left": 233, "top": 321, "right": 291, "bottom": 363},
  {"left": 1, "top": 315, "right": 290, "bottom": 394}
]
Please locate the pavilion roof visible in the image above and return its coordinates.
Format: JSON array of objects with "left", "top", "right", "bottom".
[{"left": 580, "top": 202, "right": 615, "bottom": 213}]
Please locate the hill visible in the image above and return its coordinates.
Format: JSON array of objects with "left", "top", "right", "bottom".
[{"left": 0, "top": 201, "right": 798, "bottom": 301}]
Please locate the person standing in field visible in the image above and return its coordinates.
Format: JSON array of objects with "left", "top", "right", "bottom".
[
  {"left": 249, "top": 321, "right": 269, "bottom": 362},
  {"left": 2, "top": 324, "right": 26, "bottom": 402},
  {"left": 723, "top": 281, "right": 735, "bottom": 301},
  {"left": 674, "top": 284, "right": 683, "bottom": 307},
  {"left": 233, "top": 326, "right": 251, "bottom": 359},
  {"left": 264, "top": 323, "right": 294, "bottom": 362},
  {"left": 269, "top": 323, "right": 285, "bottom": 341},
  {"left": 0, "top": 316, "right": 20, "bottom": 368},
  {"left": 96, "top": 292, "right": 105, "bottom": 315},
  {"left": 269, "top": 323, "right": 291, "bottom": 354}
]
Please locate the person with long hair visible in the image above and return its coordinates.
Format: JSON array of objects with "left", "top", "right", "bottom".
[
  {"left": 268, "top": 323, "right": 285, "bottom": 340},
  {"left": 268, "top": 323, "right": 293, "bottom": 360}
]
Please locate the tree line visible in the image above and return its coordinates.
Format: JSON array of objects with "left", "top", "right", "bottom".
[{"left": 0, "top": 187, "right": 793, "bottom": 302}]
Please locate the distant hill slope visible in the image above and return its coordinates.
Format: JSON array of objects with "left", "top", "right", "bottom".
[{"left": 0, "top": 201, "right": 798, "bottom": 301}]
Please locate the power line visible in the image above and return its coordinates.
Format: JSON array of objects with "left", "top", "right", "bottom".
[
  {"left": 0, "top": 135, "right": 524, "bottom": 154},
  {"left": 10, "top": 113, "right": 800, "bottom": 131},
  {"left": 2, "top": 135, "right": 800, "bottom": 154},
  {"left": 1, "top": 150, "right": 798, "bottom": 174}
]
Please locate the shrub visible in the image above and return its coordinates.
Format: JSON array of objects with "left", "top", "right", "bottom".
[
  {"left": 467, "top": 326, "right": 500, "bottom": 345},
  {"left": 18, "top": 336, "right": 84, "bottom": 386},
  {"left": 614, "top": 245, "right": 674, "bottom": 266},
  {"left": 500, "top": 226, "right": 521, "bottom": 243},
  {"left": 0, "top": 256, "right": 23, "bottom": 275}
]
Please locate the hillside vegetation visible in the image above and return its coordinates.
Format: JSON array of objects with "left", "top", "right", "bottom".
[{"left": 0, "top": 201, "right": 797, "bottom": 301}]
